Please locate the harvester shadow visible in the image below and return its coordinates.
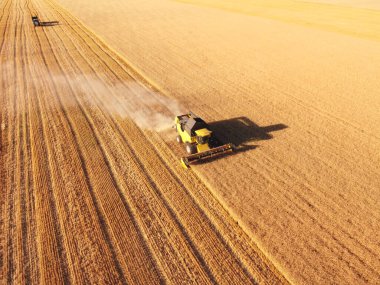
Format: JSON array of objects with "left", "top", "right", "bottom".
[
  {"left": 209, "top": 116, "right": 288, "bottom": 146},
  {"left": 192, "top": 117, "right": 287, "bottom": 165},
  {"left": 40, "top": 21, "right": 60, "bottom": 26}
]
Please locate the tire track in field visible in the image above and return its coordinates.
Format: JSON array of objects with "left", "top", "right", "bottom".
[
  {"left": 0, "top": 0, "right": 12, "bottom": 51},
  {"left": 20, "top": 3, "right": 39, "bottom": 276},
  {"left": 25, "top": 8, "right": 129, "bottom": 285},
  {"left": 27, "top": 0, "right": 165, "bottom": 283},
  {"left": 27, "top": 44, "right": 107, "bottom": 283},
  {"left": 25, "top": 3, "right": 119, "bottom": 282},
  {"left": 24, "top": 3, "right": 112, "bottom": 282},
  {"left": 21, "top": 23, "right": 70, "bottom": 285},
  {"left": 0, "top": 0, "right": 12, "bottom": 281},
  {"left": 3, "top": 2, "right": 23, "bottom": 282},
  {"left": 28, "top": 2, "right": 163, "bottom": 284},
  {"left": 30, "top": 17, "right": 125, "bottom": 285},
  {"left": 28, "top": 10, "right": 165, "bottom": 285},
  {"left": 25, "top": 21, "right": 75, "bottom": 285},
  {"left": 14, "top": 1, "right": 40, "bottom": 282},
  {"left": 14, "top": 1, "right": 29, "bottom": 282},
  {"left": 1, "top": 2, "right": 66, "bottom": 283}
]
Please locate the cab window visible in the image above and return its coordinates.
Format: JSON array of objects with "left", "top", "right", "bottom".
[{"left": 197, "top": 136, "right": 209, "bottom": 144}]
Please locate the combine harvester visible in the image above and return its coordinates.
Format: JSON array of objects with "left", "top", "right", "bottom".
[
  {"left": 174, "top": 112, "right": 234, "bottom": 168},
  {"left": 32, "top": 16, "right": 59, "bottom": 27}
]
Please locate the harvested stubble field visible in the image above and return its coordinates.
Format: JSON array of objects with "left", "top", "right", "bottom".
[{"left": 1, "top": 0, "right": 380, "bottom": 284}]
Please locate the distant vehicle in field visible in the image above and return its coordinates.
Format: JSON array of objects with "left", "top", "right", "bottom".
[
  {"left": 32, "top": 16, "right": 59, "bottom": 27},
  {"left": 174, "top": 112, "right": 234, "bottom": 168}
]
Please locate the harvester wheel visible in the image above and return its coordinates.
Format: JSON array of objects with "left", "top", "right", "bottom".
[
  {"left": 186, "top": 143, "right": 197, "bottom": 154},
  {"left": 176, "top": 136, "right": 182, "bottom": 143}
]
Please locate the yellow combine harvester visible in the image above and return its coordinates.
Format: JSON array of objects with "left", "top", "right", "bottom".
[{"left": 175, "top": 112, "right": 234, "bottom": 168}]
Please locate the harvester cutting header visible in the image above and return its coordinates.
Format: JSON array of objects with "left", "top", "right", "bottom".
[{"left": 174, "top": 112, "right": 234, "bottom": 168}]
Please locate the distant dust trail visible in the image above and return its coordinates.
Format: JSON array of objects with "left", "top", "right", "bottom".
[{"left": 67, "top": 76, "right": 186, "bottom": 132}]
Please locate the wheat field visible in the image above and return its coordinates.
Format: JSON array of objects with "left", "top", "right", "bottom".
[{"left": 1, "top": 0, "right": 380, "bottom": 284}]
